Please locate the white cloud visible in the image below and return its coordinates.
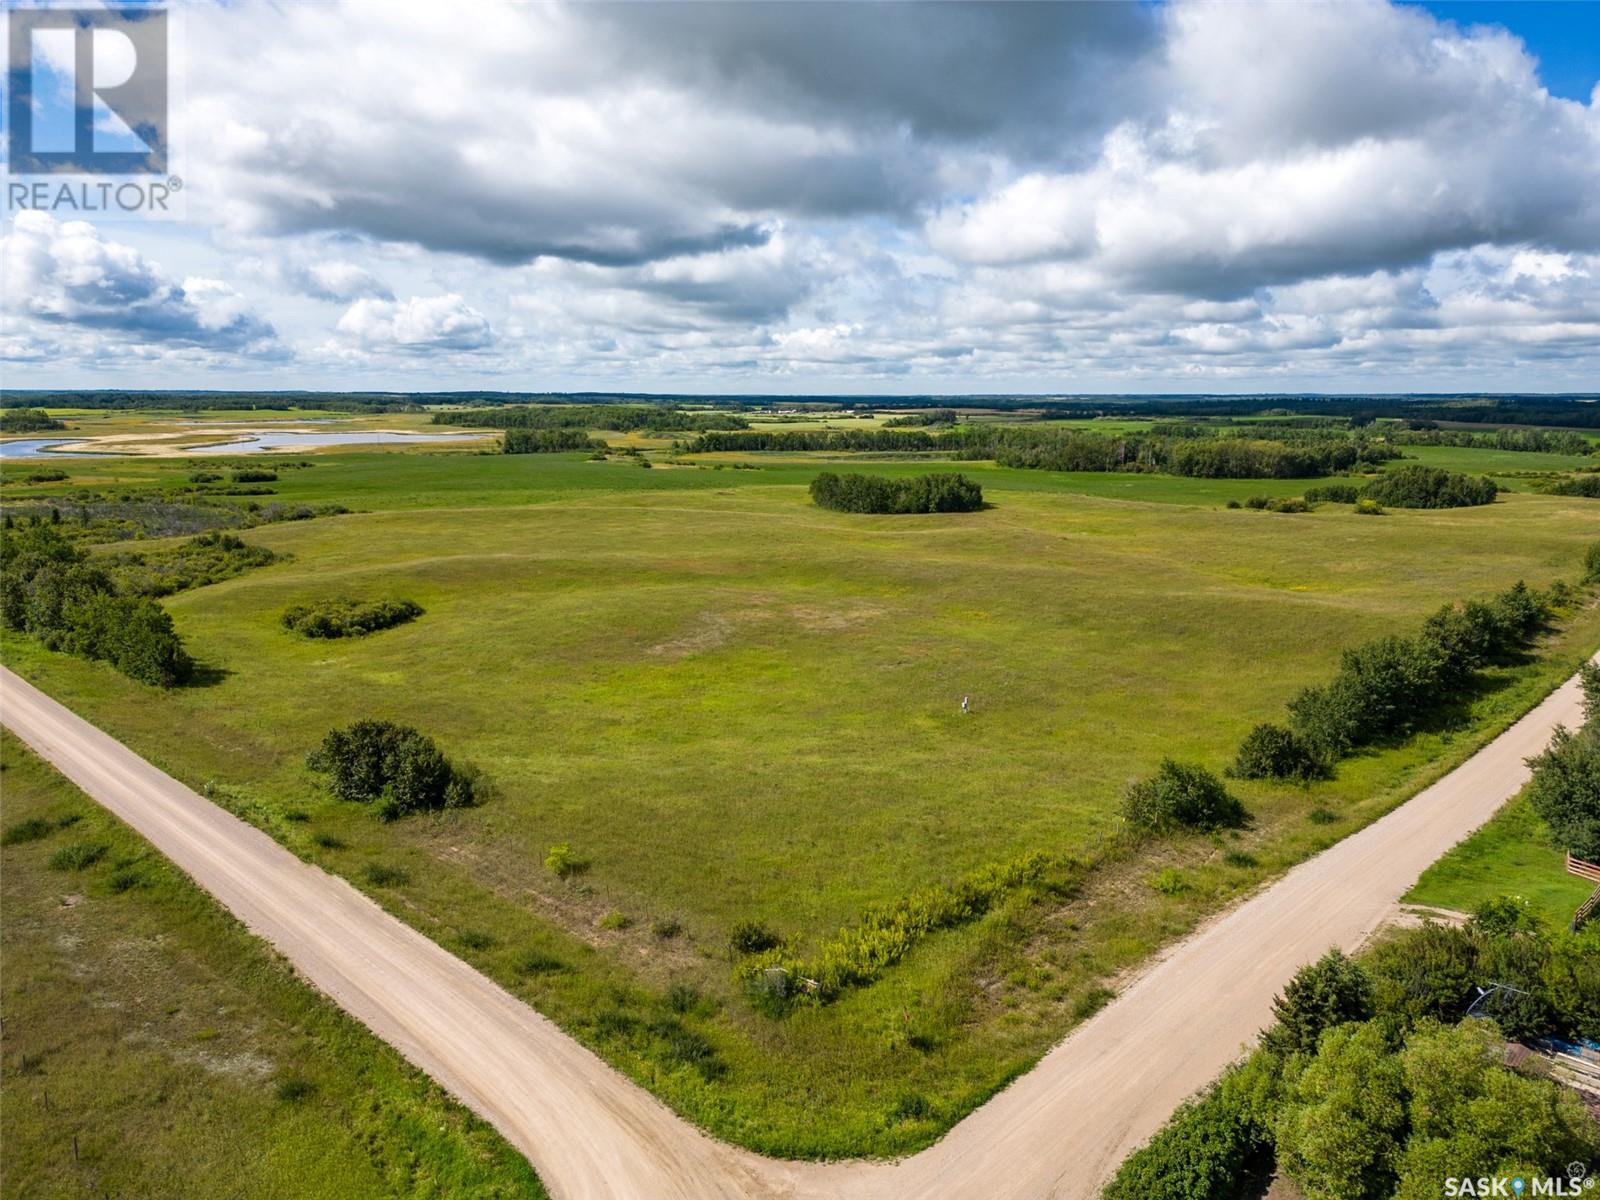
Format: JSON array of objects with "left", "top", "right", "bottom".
[
  {"left": 336, "top": 293, "right": 494, "bottom": 351},
  {"left": 1, "top": 211, "right": 281, "bottom": 357}
]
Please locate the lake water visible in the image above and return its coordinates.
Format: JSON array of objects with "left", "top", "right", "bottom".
[
  {"left": 177, "top": 430, "right": 482, "bottom": 454},
  {"left": 0, "top": 439, "right": 76, "bottom": 459},
  {"left": 0, "top": 430, "right": 482, "bottom": 460}
]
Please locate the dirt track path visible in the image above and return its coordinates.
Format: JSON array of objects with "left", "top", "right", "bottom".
[{"left": 3, "top": 659, "right": 1591, "bottom": 1200}]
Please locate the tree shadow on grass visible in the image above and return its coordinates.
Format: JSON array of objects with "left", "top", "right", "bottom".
[{"left": 180, "top": 662, "right": 233, "bottom": 689}]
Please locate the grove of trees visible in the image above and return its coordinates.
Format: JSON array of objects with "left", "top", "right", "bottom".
[
  {"left": 306, "top": 720, "right": 482, "bottom": 820},
  {"left": 809, "top": 471, "right": 983, "bottom": 514}
]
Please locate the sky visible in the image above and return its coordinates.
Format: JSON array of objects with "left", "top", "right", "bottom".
[{"left": 2, "top": 0, "right": 1598, "bottom": 395}]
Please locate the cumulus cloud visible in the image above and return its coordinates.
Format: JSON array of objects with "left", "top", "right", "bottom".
[
  {"left": 336, "top": 293, "right": 494, "bottom": 351},
  {"left": 1, "top": 211, "right": 281, "bottom": 356},
  {"left": 9, "top": 0, "right": 1599, "bottom": 388}
]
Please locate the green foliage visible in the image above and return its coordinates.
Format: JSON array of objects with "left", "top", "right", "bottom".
[
  {"left": 502, "top": 427, "right": 607, "bottom": 454},
  {"left": 362, "top": 863, "right": 409, "bottom": 887},
  {"left": 436, "top": 403, "right": 746, "bottom": 434},
  {"left": 1581, "top": 661, "right": 1600, "bottom": 724},
  {"left": 282, "top": 596, "right": 423, "bottom": 639},
  {"left": 1303, "top": 484, "right": 1360, "bottom": 503},
  {"left": 1286, "top": 583, "right": 1551, "bottom": 761},
  {"left": 1230, "top": 722, "right": 1326, "bottom": 781},
  {"left": 1, "top": 816, "right": 59, "bottom": 846},
  {"left": 1264, "top": 950, "right": 1375, "bottom": 1056},
  {"left": 229, "top": 469, "right": 278, "bottom": 483},
  {"left": 1525, "top": 722, "right": 1600, "bottom": 860},
  {"left": 737, "top": 853, "right": 1050, "bottom": 1006},
  {"left": 809, "top": 471, "right": 983, "bottom": 514},
  {"left": 543, "top": 842, "right": 588, "bottom": 879},
  {"left": 728, "top": 920, "right": 780, "bottom": 956},
  {"left": 1359, "top": 465, "right": 1497, "bottom": 509},
  {"left": 1546, "top": 473, "right": 1600, "bottom": 498},
  {"left": 106, "top": 531, "right": 278, "bottom": 597},
  {"left": 598, "top": 910, "right": 631, "bottom": 931},
  {"left": 1274, "top": 1022, "right": 1407, "bottom": 1200},
  {"left": 0, "top": 520, "right": 193, "bottom": 686},
  {"left": 1584, "top": 540, "right": 1600, "bottom": 583},
  {"left": 1102, "top": 1056, "right": 1280, "bottom": 1200},
  {"left": 1395, "top": 1020, "right": 1600, "bottom": 1200},
  {"left": 48, "top": 841, "right": 108, "bottom": 871},
  {"left": 1469, "top": 894, "right": 1544, "bottom": 937},
  {"left": 1122, "top": 759, "right": 1247, "bottom": 835},
  {"left": 0, "top": 407, "right": 66, "bottom": 432},
  {"left": 1354, "top": 497, "right": 1385, "bottom": 515},
  {"left": 306, "top": 720, "right": 481, "bottom": 820}
]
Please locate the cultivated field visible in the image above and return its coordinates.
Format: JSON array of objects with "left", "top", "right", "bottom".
[{"left": 3, "top": 425, "right": 1599, "bottom": 1155}]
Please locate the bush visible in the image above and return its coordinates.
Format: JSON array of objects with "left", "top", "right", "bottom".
[
  {"left": 1304, "top": 484, "right": 1359, "bottom": 504},
  {"left": 48, "top": 841, "right": 108, "bottom": 871},
  {"left": 728, "top": 921, "right": 780, "bottom": 956},
  {"left": 1102, "top": 1056, "right": 1279, "bottom": 1200},
  {"left": 1359, "top": 465, "right": 1497, "bottom": 509},
  {"left": 598, "top": 910, "right": 631, "bottom": 930},
  {"left": 809, "top": 471, "right": 983, "bottom": 514},
  {"left": 282, "top": 597, "right": 423, "bottom": 639},
  {"left": 1581, "top": 661, "right": 1600, "bottom": 724},
  {"left": 188, "top": 470, "right": 222, "bottom": 483},
  {"left": 1547, "top": 473, "right": 1600, "bottom": 498},
  {"left": 1122, "top": 759, "right": 1247, "bottom": 834},
  {"left": 1584, "top": 540, "right": 1600, "bottom": 583},
  {"left": 1264, "top": 949, "right": 1375, "bottom": 1056},
  {"left": 651, "top": 917, "right": 682, "bottom": 940},
  {"left": 1, "top": 817, "right": 58, "bottom": 845},
  {"left": 1230, "top": 722, "right": 1326, "bottom": 781},
  {"left": 306, "top": 720, "right": 481, "bottom": 820},
  {"left": 229, "top": 469, "right": 278, "bottom": 483},
  {"left": 1354, "top": 497, "right": 1384, "bottom": 516},
  {"left": 543, "top": 842, "right": 588, "bottom": 879}
]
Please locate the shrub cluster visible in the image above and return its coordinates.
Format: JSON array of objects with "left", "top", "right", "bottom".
[
  {"left": 1230, "top": 723, "right": 1327, "bottom": 782},
  {"left": 306, "top": 720, "right": 481, "bottom": 820},
  {"left": 502, "top": 427, "right": 606, "bottom": 454},
  {"left": 1358, "top": 465, "right": 1497, "bottom": 509},
  {"left": 105, "top": 531, "right": 277, "bottom": 597},
  {"left": 0, "top": 521, "right": 192, "bottom": 687},
  {"left": 229, "top": 469, "right": 278, "bottom": 483},
  {"left": 687, "top": 429, "right": 938, "bottom": 453},
  {"left": 735, "top": 852, "right": 1050, "bottom": 1006},
  {"left": 1548, "top": 473, "right": 1600, "bottom": 498},
  {"left": 1303, "top": 484, "right": 1361, "bottom": 503},
  {"left": 1285, "top": 582, "right": 1553, "bottom": 763},
  {"left": 809, "top": 471, "right": 983, "bottom": 514},
  {"left": 1122, "top": 759, "right": 1248, "bottom": 834},
  {"left": 282, "top": 597, "right": 423, "bottom": 639}
]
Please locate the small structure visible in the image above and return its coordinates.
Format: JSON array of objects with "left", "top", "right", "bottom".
[{"left": 1566, "top": 854, "right": 1600, "bottom": 932}]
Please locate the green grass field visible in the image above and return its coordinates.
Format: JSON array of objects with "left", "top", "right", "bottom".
[
  {"left": 1406, "top": 795, "right": 1597, "bottom": 928},
  {"left": 0, "top": 733, "right": 546, "bottom": 1200},
  {"left": 3, "top": 435, "right": 1599, "bottom": 1157}
]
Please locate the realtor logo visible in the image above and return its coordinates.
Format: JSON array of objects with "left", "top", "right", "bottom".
[{"left": 7, "top": 5, "right": 168, "bottom": 174}]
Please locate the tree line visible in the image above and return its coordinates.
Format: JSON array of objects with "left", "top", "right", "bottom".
[
  {"left": 437, "top": 404, "right": 747, "bottom": 433},
  {"left": 501, "top": 428, "right": 606, "bottom": 454}
]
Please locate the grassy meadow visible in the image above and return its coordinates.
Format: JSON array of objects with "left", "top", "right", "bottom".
[
  {"left": 3, "top": 422, "right": 1600, "bottom": 1157},
  {"left": 0, "top": 733, "right": 546, "bottom": 1199}
]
